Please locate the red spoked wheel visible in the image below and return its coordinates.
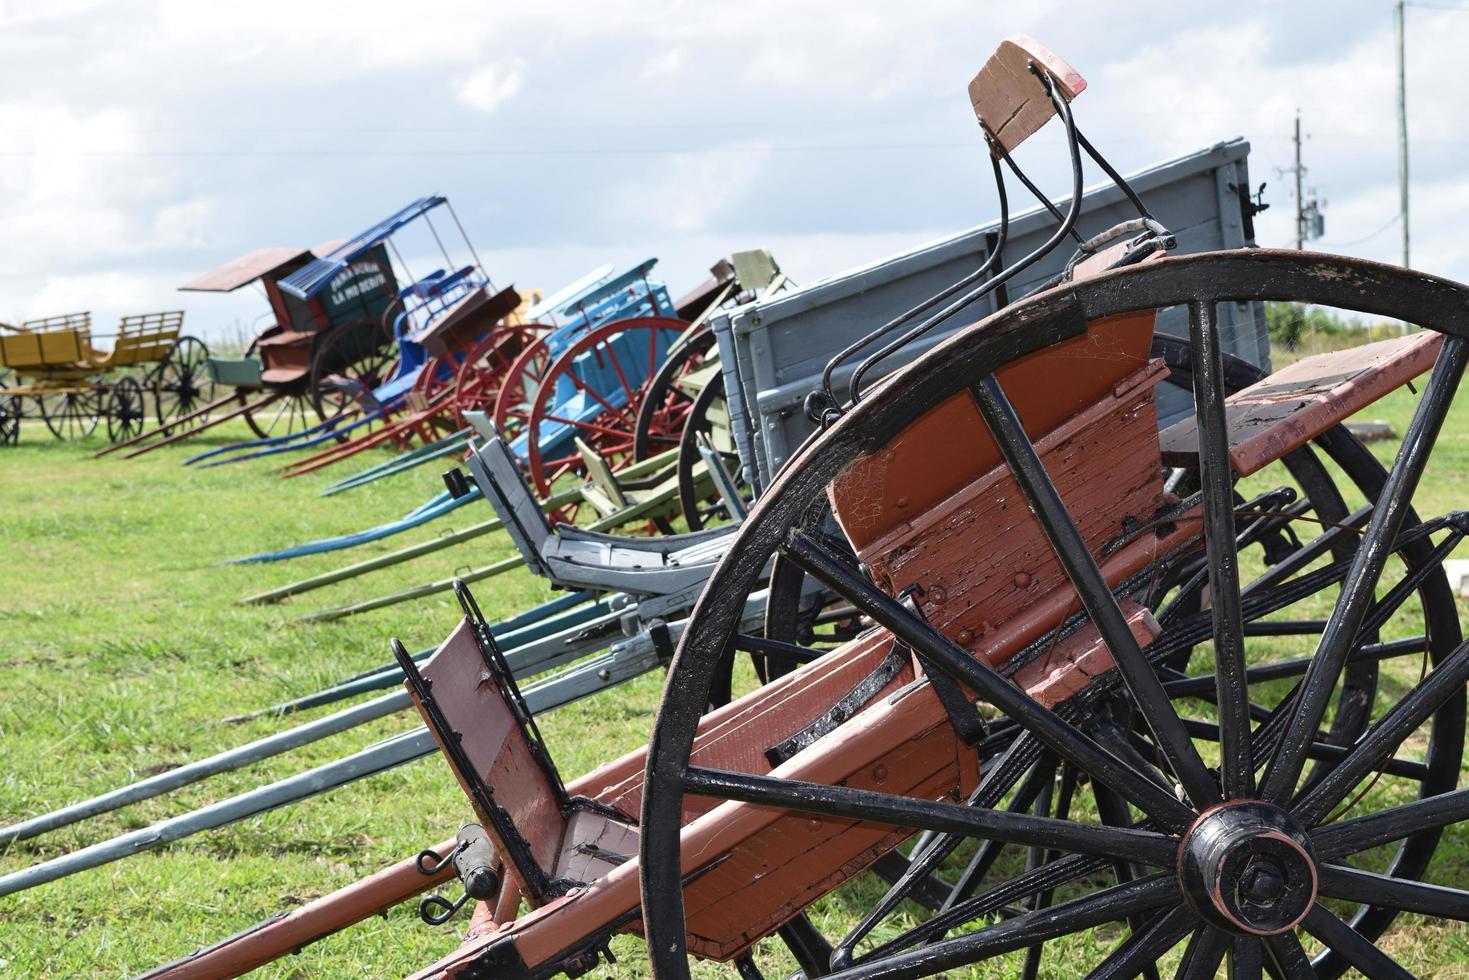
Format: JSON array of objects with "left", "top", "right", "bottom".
[
  {"left": 518, "top": 316, "right": 687, "bottom": 499},
  {"left": 451, "top": 323, "right": 544, "bottom": 431}
]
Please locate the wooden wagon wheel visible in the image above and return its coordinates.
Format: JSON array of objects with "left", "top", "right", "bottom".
[
  {"left": 235, "top": 337, "right": 320, "bottom": 442},
  {"left": 672, "top": 374, "right": 750, "bottom": 532},
  {"left": 38, "top": 386, "right": 101, "bottom": 440},
  {"left": 641, "top": 250, "right": 1469, "bottom": 979},
  {"left": 308, "top": 318, "right": 397, "bottom": 426},
  {"left": 151, "top": 335, "right": 214, "bottom": 426},
  {"left": 632, "top": 326, "right": 717, "bottom": 462},
  {"left": 517, "top": 316, "right": 687, "bottom": 499},
  {"left": 490, "top": 333, "right": 555, "bottom": 448},
  {"left": 450, "top": 323, "right": 542, "bottom": 430},
  {"left": 105, "top": 375, "right": 148, "bottom": 443},
  {"left": 0, "top": 373, "right": 20, "bottom": 445},
  {"left": 239, "top": 389, "right": 320, "bottom": 441}
]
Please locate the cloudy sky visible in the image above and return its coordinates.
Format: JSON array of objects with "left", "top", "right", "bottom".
[{"left": 2, "top": 0, "right": 1464, "bottom": 343}]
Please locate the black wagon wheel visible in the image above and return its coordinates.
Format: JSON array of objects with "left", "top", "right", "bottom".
[
  {"left": 308, "top": 318, "right": 397, "bottom": 426},
  {"left": 39, "top": 386, "right": 101, "bottom": 440},
  {"left": 239, "top": 389, "right": 321, "bottom": 441},
  {"left": 105, "top": 376, "right": 148, "bottom": 443},
  {"left": 151, "top": 335, "right": 214, "bottom": 426},
  {"left": 633, "top": 326, "right": 718, "bottom": 462},
  {"left": 0, "top": 373, "right": 20, "bottom": 445},
  {"left": 641, "top": 250, "right": 1469, "bottom": 979},
  {"left": 674, "top": 374, "right": 751, "bottom": 532},
  {"left": 750, "top": 331, "right": 1458, "bottom": 937}
]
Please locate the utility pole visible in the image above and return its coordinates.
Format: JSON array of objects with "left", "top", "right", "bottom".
[
  {"left": 1294, "top": 111, "right": 1305, "bottom": 249},
  {"left": 1279, "top": 111, "right": 1322, "bottom": 250},
  {"left": 1396, "top": 0, "right": 1410, "bottom": 271}
]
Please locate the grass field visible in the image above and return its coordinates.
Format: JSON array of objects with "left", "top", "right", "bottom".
[{"left": 1, "top": 354, "right": 1468, "bottom": 978}]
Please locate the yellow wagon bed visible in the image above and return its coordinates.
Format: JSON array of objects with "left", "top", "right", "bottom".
[{"left": 0, "top": 310, "right": 209, "bottom": 446}]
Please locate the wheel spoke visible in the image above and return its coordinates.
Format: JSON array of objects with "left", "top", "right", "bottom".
[
  {"left": 1161, "top": 636, "right": 1428, "bottom": 700},
  {"left": 1262, "top": 932, "right": 1317, "bottom": 980},
  {"left": 1300, "top": 904, "right": 1414, "bottom": 980},
  {"left": 1177, "top": 717, "right": 1429, "bottom": 781},
  {"left": 940, "top": 756, "right": 1056, "bottom": 910},
  {"left": 1229, "top": 936, "right": 1264, "bottom": 980},
  {"left": 836, "top": 733, "right": 1048, "bottom": 961},
  {"left": 1185, "top": 302, "right": 1251, "bottom": 799},
  {"left": 971, "top": 374, "right": 1220, "bottom": 809},
  {"left": 1318, "top": 863, "right": 1469, "bottom": 919},
  {"left": 1262, "top": 334, "right": 1468, "bottom": 805},
  {"left": 830, "top": 874, "right": 1176, "bottom": 979},
  {"left": 1315, "top": 784, "right": 1469, "bottom": 858},
  {"left": 1239, "top": 502, "right": 1374, "bottom": 602},
  {"left": 782, "top": 528, "right": 1196, "bottom": 830},
  {"left": 1293, "top": 634, "right": 1469, "bottom": 826},
  {"left": 681, "top": 767, "right": 1176, "bottom": 866},
  {"left": 1083, "top": 905, "right": 1195, "bottom": 980},
  {"left": 1175, "top": 927, "right": 1228, "bottom": 980}
]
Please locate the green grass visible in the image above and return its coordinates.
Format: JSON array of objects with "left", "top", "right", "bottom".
[{"left": 1, "top": 349, "right": 1468, "bottom": 977}]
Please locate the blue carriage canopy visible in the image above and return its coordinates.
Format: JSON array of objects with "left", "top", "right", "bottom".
[{"left": 277, "top": 195, "right": 450, "bottom": 300}]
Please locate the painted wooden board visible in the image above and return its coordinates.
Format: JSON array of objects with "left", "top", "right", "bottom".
[
  {"left": 1159, "top": 331, "right": 1445, "bottom": 476},
  {"left": 412, "top": 620, "right": 566, "bottom": 895},
  {"left": 967, "top": 34, "right": 1085, "bottom": 151}
]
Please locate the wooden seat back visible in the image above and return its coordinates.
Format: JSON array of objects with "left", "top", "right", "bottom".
[
  {"left": 968, "top": 35, "right": 1086, "bottom": 152},
  {"left": 397, "top": 618, "right": 570, "bottom": 904}
]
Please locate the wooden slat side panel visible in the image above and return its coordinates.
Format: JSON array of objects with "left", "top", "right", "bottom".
[
  {"left": 682, "top": 725, "right": 966, "bottom": 959},
  {"left": 594, "top": 631, "right": 912, "bottom": 821},
  {"left": 829, "top": 310, "right": 1156, "bottom": 552},
  {"left": 851, "top": 360, "right": 1170, "bottom": 667}
]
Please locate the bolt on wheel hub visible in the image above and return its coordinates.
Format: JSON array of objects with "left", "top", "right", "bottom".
[{"left": 1177, "top": 801, "right": 1317, "bottom": 935}]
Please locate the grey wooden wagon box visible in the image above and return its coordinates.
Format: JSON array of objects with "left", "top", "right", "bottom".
[{"left": 713, "top": 138, "right": 1266, "bottom": 493}]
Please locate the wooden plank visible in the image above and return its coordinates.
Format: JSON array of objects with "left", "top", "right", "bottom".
[
  {"left": 1158, "top": 332, "right": 1444, "bottom": 476},
  {"left": 967, "top": 34, "right": 1085, "bottom": 151},
  {"left": 412, "top": 621, "right": 566, "bottom": 897}
]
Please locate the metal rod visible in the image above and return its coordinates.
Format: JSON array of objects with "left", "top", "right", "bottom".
[
  {"left": 0, "top": 728, "right": 435, "bottom": 899},
  {"left": 0, "top": 690, "right": 414, "bottom": 845}
]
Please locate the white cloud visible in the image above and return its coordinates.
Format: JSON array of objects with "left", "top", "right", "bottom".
[
  {"left": 642, "top": 46, "right": 687, "bottom": 80},
  {"left": 455, "top": 59, "right": 527, "bottom": 114},
  {"left": 608, "top": 141, "right": 773, "bottom": 235}
]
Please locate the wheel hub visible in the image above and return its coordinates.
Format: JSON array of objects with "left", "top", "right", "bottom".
[{"left": 1177, "top": 801, "right": 1316, "bottom": 935}]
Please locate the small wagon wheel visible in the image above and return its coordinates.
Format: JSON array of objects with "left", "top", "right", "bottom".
[
  {"left": 0, "top": 373, "right": 20, "bottom": 446},
  {"left": 151, "top": 335, "right": 214, "bottom": 426},
  {"left": 105, "top": 376, "right": 148, "bottom": 443},
  {"left": 633, "top": 326, "right": 718, "bottom": 462},
  {"left": 518, "top": 316, "right": 687, "bottom": 499},
  {"left": 450, "top": 323, "right": 543, "bottom": 430},
  {"left": 308, "top": 318, "right": 397, "bottom": 425},
  {"left": 39, "top": 386, "right": 101, "bottom": 440},
  {"left": 240, "top": 390, "right": 321, "bottom": 441},
  {"left": 641, "top": 250, "right": 1469, "bottom": 979},
  {"left": 673, "top": 374, "right": 749, "bottom": 531},
  {"left": 489, "top": 333, "right": 555, "bottom": 449},
  {"left": 233, "top": 336, "right": 322, "bottom": 441}
]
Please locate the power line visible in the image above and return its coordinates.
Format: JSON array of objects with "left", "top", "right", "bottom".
[{"left": 1319, "top": 212, "right": 1400, "bottom": 248}]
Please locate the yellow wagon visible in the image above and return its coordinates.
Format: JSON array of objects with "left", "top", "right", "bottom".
[{"left": 0, "top": 311, "right": 211, "bottom": 445}]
